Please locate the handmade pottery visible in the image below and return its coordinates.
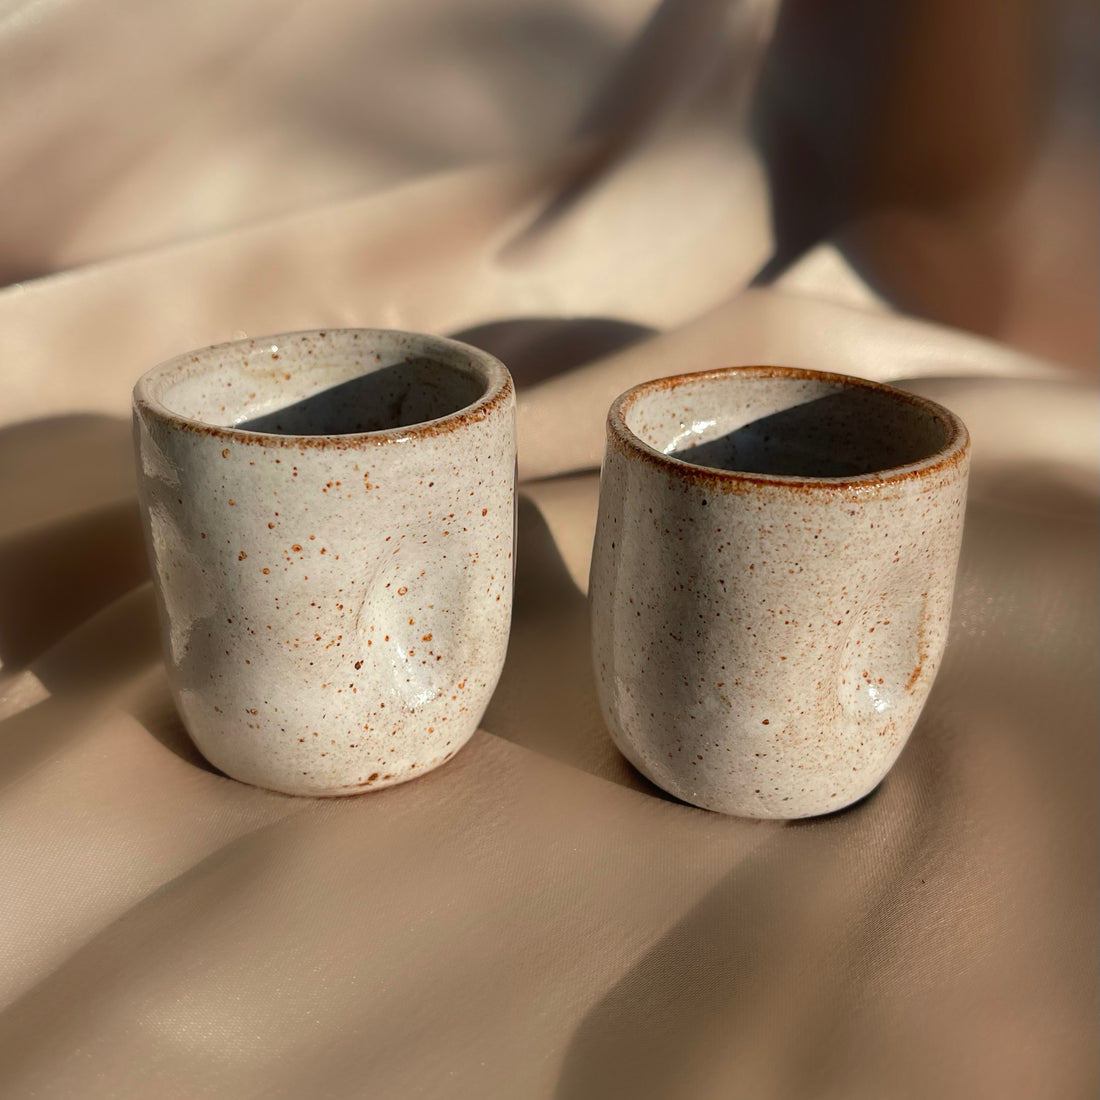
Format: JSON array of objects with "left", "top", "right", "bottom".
[
  {"left": 133, "top": 328, "right": 515, "bottom": 796},
  {"left": 589, "top": 366, "right": 970, "bottom": 818}
]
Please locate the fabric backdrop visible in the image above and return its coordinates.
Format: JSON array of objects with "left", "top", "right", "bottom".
[{"left": 0, "top": 1, "right": 1096, "bottom": 1096}]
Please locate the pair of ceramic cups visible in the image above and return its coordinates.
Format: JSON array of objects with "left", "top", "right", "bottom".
[{"left": 134, "top": 328, "right": 969, "bottom": 818}]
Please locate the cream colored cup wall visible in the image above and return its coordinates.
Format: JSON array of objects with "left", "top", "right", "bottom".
[
  {"left": 134, "top": 329, "right": 515, "bottom": 796},
  {"left": 590, "top": 367, "right": 970, "bottom": 818}
]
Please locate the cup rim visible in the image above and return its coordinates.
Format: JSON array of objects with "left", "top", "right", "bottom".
[
  {"left": 133, "top": 327, "right": 513, "bottom": 449},
  {"left": 608, "top": 366, "right": 970, "bottom": 491}
]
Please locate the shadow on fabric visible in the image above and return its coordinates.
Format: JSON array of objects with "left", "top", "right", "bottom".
[
  {"left": 0, "top": 414, "right": 220, "bottom": 775},
  {"left": 482, "top": 494, "right": 670, "bottom": 797},
  {"left": 0, "top": 415, "right": 147, "bottom": 671},
  {"left": 451, "top": 317, "right": 653, "bottom": 388},
  {"left": 551, "top": 779, "right": 916, "bottom": 1100}
]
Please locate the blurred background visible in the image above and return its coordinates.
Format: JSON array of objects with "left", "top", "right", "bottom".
[{"left": 1, "top": 0, "right": 1096, "bottom": 371}]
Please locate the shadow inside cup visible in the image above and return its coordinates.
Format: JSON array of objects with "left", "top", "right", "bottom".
[
  {"left": 667, "top": 389, "right": 950, "bottom": 478},
  {"left": 236, "top": 359, "right": 484, "bottom": 436}
]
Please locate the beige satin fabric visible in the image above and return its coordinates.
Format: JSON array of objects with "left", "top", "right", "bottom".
[{"left": 0, "top": 1, "right": 1097, "bottom": 1097}]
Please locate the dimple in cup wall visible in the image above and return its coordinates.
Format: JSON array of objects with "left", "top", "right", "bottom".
[
  {"left": 589, "top": 367, "right": 970, "bottom": 819},
  {"left": 133, "top": 329, "right": 515, "bottom": 796}
]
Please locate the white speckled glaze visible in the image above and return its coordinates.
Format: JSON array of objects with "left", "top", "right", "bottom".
[
  {"left": 590, "top": 367, "right": 970, "bottom": 818},
  {"left": 133, "top": 329, "right": 515, "bottom": 796}
]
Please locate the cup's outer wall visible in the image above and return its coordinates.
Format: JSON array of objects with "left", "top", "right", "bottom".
[
  {"left": 134, "top": 364, "right": 515, "bottom": 796},
  {"left": 589, "top": 431, "right": 969, "bottom": 818}
]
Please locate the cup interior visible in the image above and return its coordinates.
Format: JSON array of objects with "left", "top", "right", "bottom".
[
  {"left": 620, "top": 369, "right": 958, "bottom": 479},
  {"left": 138, "top": 330, "right": 496, "bottom": 436}
]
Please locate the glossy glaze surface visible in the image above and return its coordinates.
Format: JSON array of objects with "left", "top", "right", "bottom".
[
  {"left": 134, "top": 329, "right": 515, "bottom": 795},
  {"left": 590, "top": 367, "right": 970, "bottom": 818}
]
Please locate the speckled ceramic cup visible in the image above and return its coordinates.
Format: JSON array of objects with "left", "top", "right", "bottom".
[
  {"left": 134, "top": 328, "right": 515, "bottom": 796},
  {"left": 590, "top": 366, "right": 970, "bottom": 818}
]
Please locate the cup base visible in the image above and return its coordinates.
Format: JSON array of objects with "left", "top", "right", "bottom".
[
  {"left": 197, "top": 740, "right": 470, "bottom": 798},
  {"left": 611, "top": 731, "right": 896, "bottom": 820}
]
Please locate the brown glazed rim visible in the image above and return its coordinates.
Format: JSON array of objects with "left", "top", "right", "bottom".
[
  {"left": 608, "top": 366, "right": 970, "bottom": 491},
  {"left": 133, "top": 328, "right": 514, "bottom": 450}
]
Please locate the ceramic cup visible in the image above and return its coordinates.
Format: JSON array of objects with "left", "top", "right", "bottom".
[
  {"left": 133, "top": 328, "right": 515, "bottom": 796},
  {"left": 589, "top": 366, "right": 970, "bottom": 818}
]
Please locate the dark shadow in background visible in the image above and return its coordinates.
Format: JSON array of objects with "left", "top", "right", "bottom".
[
  {"left": 748, "top": 0, "right": 1055, "bottom": 347},
  {"left": 0, "top": 415, "right": 218, "bottom": 777},
  {"left": 0, "top": 500, "right": 147, "bottom": 671},
  {"left": 278, "top": 7, "right": 622, "bottom": 188},
  {"left": 748, "top": 0, "right": 902, "bottom": 284},
  {"left": 0, "top": 414, "right": 136, "bottom": 526},
  {"left": 554, "top": 848, "right": 786, "bottom": 1100},
  {"left": 452, "top": 317, "right": 653, "bottom": 388},
  {"left": 501, "top": 0, "right": 752, "bottom": 252},
  {"left": 550, "top": 779, "right": 904, "bottom": 1100},
  {"left": 482, "top": 494, "right": 674, "bottom": 799},
  {"left": 0, "top": 416, "right": 147, "bottom": 671},
  {"left": 126, "top": 662, "right": 218, "bottom": 773}
]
